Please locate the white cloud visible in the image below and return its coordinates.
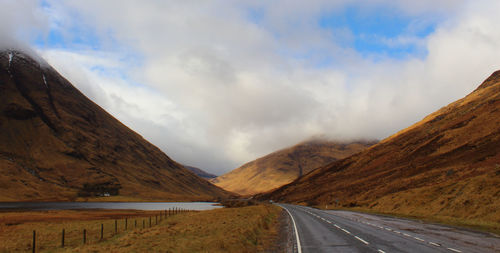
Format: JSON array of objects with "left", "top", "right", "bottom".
[
  {"left": 4, "top": 0, "right": 500, "bottom": 175},
  {"left": 0, "top": 0, "right": 47, "bottom": 50}
]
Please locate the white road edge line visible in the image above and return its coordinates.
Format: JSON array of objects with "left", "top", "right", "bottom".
[
  {"left": 447, "top": 247, "right": 462, "bottom": 253},
  {"left": 341, "top": 228, "right": 351, "bottom": 234},
  {"left": 354, "top": 236, "right": 369, "bottom": 245},
  {"left": 429, "top": 242, "right": 440, "bottom": 246},
  {"left": 280, "top": 205, "right": 302, "bottom": 253},
  {"left": 378, "top": 250, "right": 386, "bottom": 253}
]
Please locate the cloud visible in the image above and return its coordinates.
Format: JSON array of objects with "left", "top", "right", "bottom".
[
  {"left": 0, "top": 0, "right": 48, "bottom": 50},
  {"left": 7, "top": 0, "right": 500, "bottom": 175}
]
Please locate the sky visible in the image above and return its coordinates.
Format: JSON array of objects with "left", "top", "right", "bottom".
[{"left": 1, "top": 0, "right": 500, "bottom": 175}]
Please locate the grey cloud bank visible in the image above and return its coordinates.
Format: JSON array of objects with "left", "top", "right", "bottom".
[{"left": 3, "top": 0, "right": 500, "bottom": 175}]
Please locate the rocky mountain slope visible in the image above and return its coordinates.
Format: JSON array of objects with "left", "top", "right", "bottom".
[
  {"left": 184, "top": 165, "right": 217, "bottom": 180},
  {"left": 0, "top": 50, "right": 230, "bottom": 201},
  {"left": 260, "top": 71, "right": 500, "bottom": 225},
  {"left": 212, "top": 140, "right": 375, "bottom": 195}
]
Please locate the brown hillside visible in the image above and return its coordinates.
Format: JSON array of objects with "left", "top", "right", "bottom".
[
  {"left": 260, "top": 71, "right": 500, "bottom": 226},
  {"left": 212, "top": 140, "right": 374, "bottom": 196},
  {"left": 0, "top": 50, "right": 230, "bottom": 201}
]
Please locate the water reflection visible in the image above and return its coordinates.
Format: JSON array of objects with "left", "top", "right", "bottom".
[{"left": 0, "top": 202, "right": 222, "bottom": 211}]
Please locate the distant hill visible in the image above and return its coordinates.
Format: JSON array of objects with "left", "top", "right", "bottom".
[
  {"left": 0, "top": 50, "right": 230, "bottom": 201},
  {"left": 212, "top": 140, "right": 375, "bottom": 196},
  {"left": 259, "top": 71, "right": 500, "bottom": 225},
  {"left": 184, "top": 165, "right": 217, "bottom": 180}
]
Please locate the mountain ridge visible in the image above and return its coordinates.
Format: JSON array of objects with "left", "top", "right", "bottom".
[
  {"left": 258, "top": 71, "right": 500, "bottom": 226},
  {"left": 184, "top": 165, "right": 217, "bottom": 179},
  {"left": 212, "top": 139, "right": 375, "bottom": 196},
  {"left": 0, "top": 50, "right": 230, "bottom": 201}
]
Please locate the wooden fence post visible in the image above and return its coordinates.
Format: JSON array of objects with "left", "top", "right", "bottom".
[
  {"left": 155, "top": 215, "right": 158, "bottom": 225},
  {"left": 135, "top": 220, "right": 137, "bottom": 228},
  {"left": 149, "top": 217, "right": 151, "bottom": 227},
  {"left": 125, "top": 218, "right": 128, "bottom": 230},
  {"left": 83, "top": 229, "right": 86, "bottom": 244},
  {"left": 143, "top": 219, "right": 145, "bottom": 229},
  {"left": 32, "top": 230, "right": 36, "bottom": 253},
  {"left": 61, "top": 229, "right": 65, "bottom": 247},
  {"left": 100, "top": 224, "right": 104, "bottom": 240},
  {"left": 115, "top": 219, "right": 118, "bottom": 234}
]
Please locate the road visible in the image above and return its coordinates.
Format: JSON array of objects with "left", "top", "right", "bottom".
[{"left": 278, "top": 203, "right": 500, "bottom": 253}]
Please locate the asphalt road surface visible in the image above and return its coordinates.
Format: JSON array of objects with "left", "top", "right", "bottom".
[{"left": 278, "top": 203, "right": 500, "bottom": 253}]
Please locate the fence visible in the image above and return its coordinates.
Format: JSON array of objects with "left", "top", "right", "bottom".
[{"left": 29, "top": 207, "right": 190, "bottom": 252}]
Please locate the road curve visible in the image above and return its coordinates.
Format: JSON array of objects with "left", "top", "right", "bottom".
[{"left": 278, "top": 203, "right": 500, "bottom": 253}]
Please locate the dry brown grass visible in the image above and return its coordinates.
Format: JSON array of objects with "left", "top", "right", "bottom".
[
  {"left": 0, "top": 205, "right": 281, "bottom": 252},
  {"left": 69, "top": 205, "right": 281, "bottom": 253},
  {"left": 0, "top": 209, "right": 164, "bottom": 252}
]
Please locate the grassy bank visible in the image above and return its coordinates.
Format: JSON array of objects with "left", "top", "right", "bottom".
[{"left": 0, "top": 205, "right": 281, "bottom": 252}]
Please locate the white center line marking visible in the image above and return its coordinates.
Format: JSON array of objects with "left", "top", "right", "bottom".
[
  {"left": 403, "top": 233, "right": 411, "bottom": 237},
  {"left": 341, "top": 228, "right": 351, "bottom": 234},
  {"left": 378, "top": 250, "right": 386, "bottom": 253},
  {"left": 384, "top": 228, "right": 392, "bottom": 231},
  {"left": 429, "top": 242, "right": 440, "bottom": 247},
  {"left": 354, "top": 236, "right": 369, "bottom": 245},
  {"left": 414, "top": 237, "right": 425, "bottom": 242},
  {"left": 393, "top": 231, "right": 401, "bottom": 234},
  {"left": 413, "top": 236, "right": 425, "bottom": 242},
  {"left": 447, "top": 247, "right": 462, "bottom": 252},
  {"left": 334, "top": 224, "right": 340, "bottom": 229},
  {"left": 327, "top": 220, "right": 331, "bottom": 224}
]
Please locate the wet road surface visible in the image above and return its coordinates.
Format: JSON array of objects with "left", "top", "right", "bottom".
[{"left": 279, "top": 203, "right": 500, "bottom": 253}]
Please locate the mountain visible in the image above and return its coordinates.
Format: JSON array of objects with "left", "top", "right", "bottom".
[
  {"left": 184, "top": 165, "right": 217, "bottom": 180},
  {"left": 259, "top": 71, "right": 500, "bottom": 224},
  {"left": 212, "top": 140, "right": 375, "bottom": 196},
  {"left": 0, "top": 50, "right": 230, "bottom": 201}
]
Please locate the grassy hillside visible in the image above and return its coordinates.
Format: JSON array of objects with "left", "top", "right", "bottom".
[
  {"left": 260, "top": 71, "right": 500, "bottom": 229},
  {"left": 0, "top": 50, "right": 230, "bottom": 201},
  {"left": 213, "top": 140, "right": 374, "bottom": 195}
]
